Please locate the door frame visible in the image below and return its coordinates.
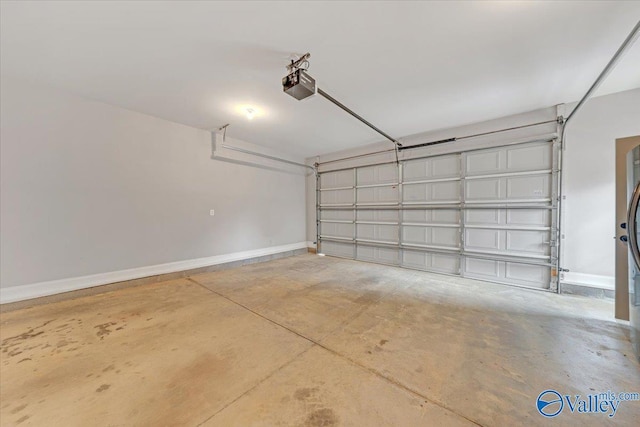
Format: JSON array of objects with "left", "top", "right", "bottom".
[{"left": 615, "top": 135, "right": 640, "bottom": 320}]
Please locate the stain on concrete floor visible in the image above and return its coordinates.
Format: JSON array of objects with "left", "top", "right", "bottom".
[{"left": 1, "top": 254, "right": 639, "bottom": 426}]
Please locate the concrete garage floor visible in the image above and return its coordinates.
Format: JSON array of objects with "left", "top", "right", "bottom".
[{"left": 1, "top": 254, "right": 639, "bottom": 426}]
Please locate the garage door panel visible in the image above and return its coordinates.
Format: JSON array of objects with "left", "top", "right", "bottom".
[
  {"left": 402, "top": 250, "right": 429, "bottom": 270},
  {"left": 403, "top": 209, "right": 460, "bottom": 224},
  {"left": 430, "top": 254, "right": 460, "bottom": 274},
  {"left": 432, "top": 181, "right": 460, "bottom": 201},
  {"left": 321, "top": 241, "right": 355, "bottom": 258},
  {"left": 321, "top": 189, "right": 353, "bottom": 205},
  {"left": 402, "top": 226, "right": 428, "bottom": 245},
  {"left": 431, "top": 209, "right": 460, "bottom": 224},
  {"left": 466, "top": 175, "right": 550, "bottom": 202},
  {"left": 357, "top": 224, "right": 398, "bottom": 243},
  {"left": 432, "top": 156, "right": 461, "bottom": 178},
  {"left": 465, "top": 151, "right": 502, "bottom": 176},
  {"left": 320, "top": 222, "right": 354, "bottom": 239},
  {"left": 465, "top": 142, "right": 551, "bottom": 176},
  {"left": 464, "top": 258, "right": 549, "bottom": 288},
  {"left": 357, "top": 164, "right": 398, "bottom": 186},
  {"left": 465, "top": 178, "right": 501, "bottom": 202},
  {"left": 465, "top": 209, "right": 550, "bottom": 228},
  {"left": 357, "top": 186, "right": 398, "bottom": 204},
  {"left": 403, "top": 154, "right": 460, "bottom": 182},
  {"left": 321, "top": 170, "right": 354, "bottom": 188},
  {"left": 505, "top": 263, "right": 550, "bottom": 289},
  {"left": 433, "top": 227, "right": 460, "bottom": 248},
  {"left": 403, "top": 161, "right": 427, "bottom": 182},
  {"left": 465, "top": 209, "right": 500, "bottom": 225},
  {"left": 357, "top": 246, "right": 399, "bottom": 265},
  {"left": 357, "top": 210, "right": 398, "bottom": 222},
  {"left": 402, "top": 184, "right": 426, "bottom": 202},
  {"left": 403, "top": 181, "right": 460, "bottom": 203},
  {"left": 465, "top": 228, "right": 549, "bottom": 257},
  {"left": 506, "top": 174, "right": 550, "bottom": 200},
  {"left": 506, "top": 143, "right": 551, "bottom": 172},
  {"left": 402, "top": 225, "right": 459, "bottom": 248},
  {"left": 506, "top": 230, "right": 549, "bottom": 256},
  {"left": 463, "top": 258, "right": 501, "bottom": 278},
  {"left": 465, "top": 229, "right": 501, "bottom": 251},
  {"left": 402, "top": 250, "right": 459, "bottom": 274},
  {"left": 506, "top": 209, "right": 551, "bottom": 227},
  {"left": 321, "top": 210, "right": 354, "bottom": 221}
]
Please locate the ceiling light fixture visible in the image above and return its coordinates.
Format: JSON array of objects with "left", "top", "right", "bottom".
[{"left": 232, "top": 104, "right": 263, "bottom": 120}]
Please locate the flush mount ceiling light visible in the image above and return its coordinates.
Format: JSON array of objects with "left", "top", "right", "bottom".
[{"left": 233, "top": 104, "right": 263, "bottom": 121}]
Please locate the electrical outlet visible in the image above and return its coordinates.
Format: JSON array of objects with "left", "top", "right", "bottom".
[{"left": 209, "top": 209, "right": 215, "bottom": 216}]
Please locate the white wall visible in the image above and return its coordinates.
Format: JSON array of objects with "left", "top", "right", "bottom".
[
  {"left": 0, "top": 78, "right": 306, "bottom": 296},
  {"left": 562, "top": 88, "right": 640, "bottom": 288},
  {"left": 305, "top": 88, "right": 640, "bottom": 290}
]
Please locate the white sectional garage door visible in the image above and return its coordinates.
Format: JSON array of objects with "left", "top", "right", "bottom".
[{"left": 318, "top": 140, "right": 559, "bottom": 290}]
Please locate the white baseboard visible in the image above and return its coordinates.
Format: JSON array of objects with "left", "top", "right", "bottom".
[
  {"left": 560, "top": 272, "right": 615, "bottom": 290},
  {"left": 0, "top": 242, "right": 308, "bottom": 304},
  {"left": 307, "top": 241, "right": 316, "bottom": 248}
]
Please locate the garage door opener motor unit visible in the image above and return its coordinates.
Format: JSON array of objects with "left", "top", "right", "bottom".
[
  {"left": 282, "top": 64, "right": 316, "bottom": 100},
  {"left": 282, "top": 53, "right": 402, "bottom": 149}
]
